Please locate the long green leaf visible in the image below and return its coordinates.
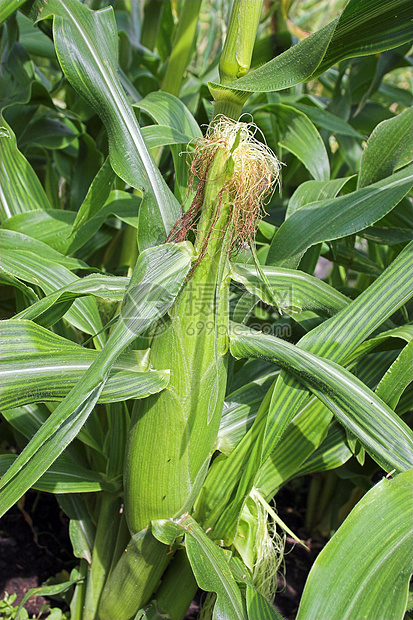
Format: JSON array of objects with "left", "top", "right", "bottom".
[
  {"left": 198, "top": 244, "right": 412, "bottom": 540},
  {"left": 0, "top": 229, "right": 86, "bottom": 270},
  {"left": 134, "top": 91, "right": 202, "bottom": 141},
  {"left": 14, "top": 273, "right": 128, "bottom": 328},
  {"left": 273, "top": 104, "right": 330, "bottom": 181},
  {"left": 0, "top": 454, "right": 117, "bottom": 494},
  {"left": 286, "top": 176, "right": 354, "bottom": 218},
  {"left": 152, "top": 515, "right": 247, "bottom": 620},
  {"left": 33, "top": 0, "right": 180, "bottom": 246},
  {"left": 0, "top": 0, "right": 29, "bottom": 23},
  {"left": 141, "top": 125, "right": 193, "bottom": 149},
  {"left": 345, "top": 324, "right": 412, "bottom": 365},
  {"left": 0, "top": 242, "right": 192, "bottom": 517},
  {"left": 296, "top": 469, "right": 413, "bottom": 620},
  {"left": 291, "top": 421, "right": 352, "bottom": 480},
  {"left": 230, "top": 262, "right": 348, "bottom": 317},
  {"left": 209, "top": 0, "right": 412, "bottom": 99},
  {"left": 256, "top": 397, "right": 334, "bottom": 498},
  {"left": 3, "top": 192, "right": 142, "bottom": 255},
  {"left": 0, "top": 118, "right": 51, "bottom": 219},
  {"left": 58, "top": 494, "right": 95, "bottom": 564},
  {"left": 134, "top": 90, "right": 202, "bottom": 221},
  {"left": 376, "top": 340, "right": 413, "bottom": 410},
  {"left": 256, "top": 342, "right": 411, "bottom": 500},
  {"left": 16, "top": 574, "right": 81, "bottom": 620},
  {"left": 1, "top": 233, "right": 106, "bottom": 345},
  {"left": 246, "top": 586, "right": 285, "bottom": 620},
  {"left": 283, "top": 101, "right": 364, "bottom": 139},
  {"left": 209, "top": 18, "right": 338, "bottom": 100},
  {"left": 267, "top": 165, "right": 413, "bottom": 267},
  {"left": 0, "top": 320, "right": 169, "bottom": 409},
  {"left": 263, "top": 242, "right": 413, "bottom": 458},
  {"left": 217, "top": 373, "right": 278, "bottom": 455},
  {"left": 358, "top": 106, "right": 413, "bottom": 188},
  {"left": 316, "top": 0, "right": 413, "bottom": 76},
  {"left": 229, "top": 322, "right": 413, "bottom": 473},
  {"left": 70, "top": 157, "right": 115, "bottom": 235}
]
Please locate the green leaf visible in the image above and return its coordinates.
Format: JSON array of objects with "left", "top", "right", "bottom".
[
  {"left": 0, "top": 320, "right": 170, "bottom": 409},
  {"left": 0, "top": 453, "right": 118, "bottom": 494},
  {"left": 359, "top": 225, "right": 413, "bottom": 246},
  {"left": 209, "top": 0, "right": 412, "bottom": 101},
  {"left": 18, "top": 111, "right": 80, "bottom": 150},
  {"left": 246, "top": 586, "right": 285, "bottom": 620},
  {"left": 229, "top": 321, "right": 413, "bottom": 473},
  {"left": 256, "top": 397, "right": 334, "bottom": 498},
  {"left": 267, "top": 165, "right": 413, "bottom": 268},
  {"left": 0, "top": 38, "right": 52, "bottom": 111},
  {"left": 14, "top": 273, "right": 128, "bottom": 328},
  {"left": 17, "top": 12, "right": 57, "bottom": 59},
  {"left": 254, "top": 246, "right": 413, "bottom": 497},
  {"left": 0, "top": 242, "right": 192, "bottom": 517},
  {"left": 141, "top": 125, "right": 193, "bottom": 149},
  {"left": 134, "top": 90, "right": 202, "bottom": 215},
  {"left": 0, "top": 272, "right": 39, "bottom": 305},
  {"left": 316, "top": 0, "right": 413, "bottom": 77},
  {"left": 291, "top": 421, "right": 352, "bottom": 480},
  {"left": 34, "top": 0, "right": 181, "bottom": 246},
  {"left": 208, "top": 18, "right": 338, "bottom": 98},
  {"left": 358, "top": 107, "right": 413, "bottom": 188},
  {"left": 5, "top": 201, "right": 139, "bottom": 257},
  {"left": 15, "top": 575, "right": 81, "bottom": 620},
  {"left": 0, "top": 118, "right": 51, "bottom": 219},
  {"left": 3, "top": 191, "right": 142, "bottom": 256},
  {"left": 217, "top": 374, "right": 277, "bottom": 455},
  {"left": 273, "top": 104, "right": 330, "bottom": 181},
  {"left": 346, "top": 324, "right": 413, "bottom": 366},
  {"left": 230, "top": 262, "right": 348, "bottom": 317},
  {"left": 152, "top": 515, "right": 247, "bottom": 620},
  {"left": 376, "top": 340, "right": 413, "bottom": 410},
  {"left": 70, "top": 157, "right": 115, "bottom": 235},
  {"left": 199, "top": 244, "right": 412, "bottom": 540},
  {"left": 286, "top": 176, "right": 354, "bottom": 218},
  {"left": 3, "top": 209, "right": 80, "bottom": 254},
  {"left": 263, "top": 242, "right": 413, "bottom": 454},
  {"left": 0, "top": 229, "right": 86, "bottom": 270},
  {"left": 0, "top": 0, "right": 29, "bottom": 24},
  {"left": 284, "top": 101, "right": 364, "bottom": 139},
  {"left": 0, "top": 232, "right": 106, "bottom": 345},
  {"left": 134, "top": 91, "right": 202, "bottom": 140},
  {"left": 297, "top": 469, "right": 413, "bottom": 620},
  {"left": 58, "top": 494, "right": 95, "bottom": 564}
]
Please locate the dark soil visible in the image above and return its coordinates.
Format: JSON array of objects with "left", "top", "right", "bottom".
[
  {"left": 0, "top": 491, "right": 75, "bottom": 618},
  {"left": 1, "top": 480, "right": 323, "bottom": 619}
]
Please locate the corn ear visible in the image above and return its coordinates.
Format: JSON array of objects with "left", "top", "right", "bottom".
[
  {"left": 102, "top": 119, "right": 280, "bottom": 617},
  {"left": 124, "top": 148, "right": 232, "bottom": 535}
]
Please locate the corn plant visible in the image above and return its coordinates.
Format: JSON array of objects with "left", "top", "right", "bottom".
[{"left": 0, "top": 1, "right": 412, "bottom": 619}]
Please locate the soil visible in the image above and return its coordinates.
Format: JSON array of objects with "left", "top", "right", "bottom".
[
  {"left": 1, "top": 481, "right": 322, "bottom": 619},
  {"left": 0, "top": 491, "right": 75, "bottom": 617}
]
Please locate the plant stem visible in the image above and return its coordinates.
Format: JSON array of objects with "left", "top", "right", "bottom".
[
  {"left": 213, "top": 95, "right": 245, "bottom": 121},
  {"left": 83, "top": 492, "right": 122, "bottom": 620},
  {"left": 219, "top": 0, "right": 263, "bottom": 85},
  {"left": 162, "top": 0, "right": 202, "bottom": 97},
  {"left": 70, "top": 559, "right": 88, "bottom": 620},
  {"left": 212, "top": 0, "right": 263, "bottom": 120}
]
